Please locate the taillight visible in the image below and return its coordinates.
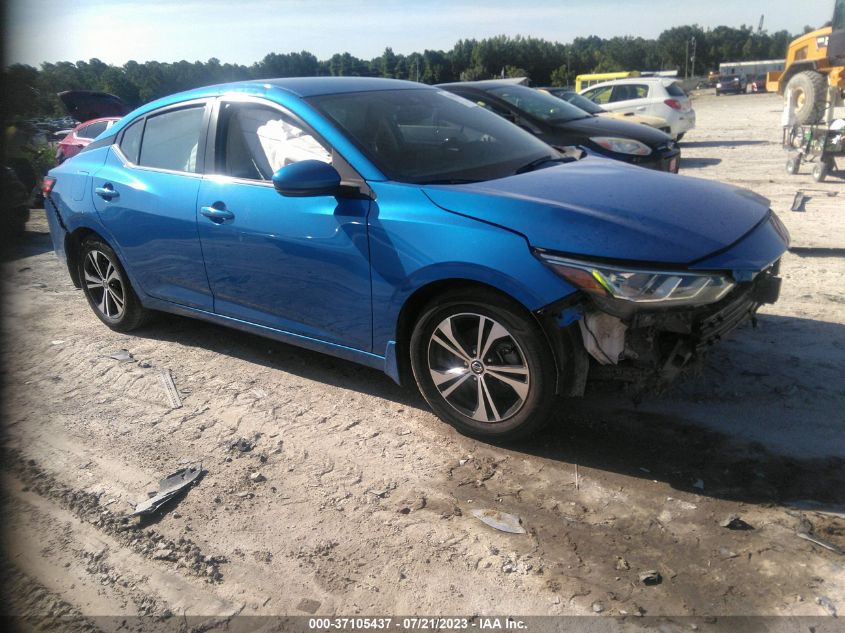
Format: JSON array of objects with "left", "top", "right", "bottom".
[
  {"left": 664, "top": 99, "right": 682, "bottom": 110},
  {"left": 42, "top": 176, "right": 56, "bottom": 197}
]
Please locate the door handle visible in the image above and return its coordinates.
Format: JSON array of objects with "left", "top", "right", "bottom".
[
  {"left": 200, "top": 205, "right": 234, "bottom": 223},
  {"left": 95, "top": 184, "right": 118, "bottom": 200}
]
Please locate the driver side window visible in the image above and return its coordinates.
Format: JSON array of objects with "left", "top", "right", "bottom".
[
  {"left": 583, "top": 86, "right": 613, "bottom": 104},
  {"left": 216, "top": 102, "right": 330, "bottom": 181}
]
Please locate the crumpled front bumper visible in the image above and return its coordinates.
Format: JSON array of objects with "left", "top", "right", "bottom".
[{"left": 584, "top": 260, "right": 782, "bottom": 387}]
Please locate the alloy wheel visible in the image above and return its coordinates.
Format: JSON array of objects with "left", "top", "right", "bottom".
[
  {"left": 83, "top": 250, "right": 126, "bottom": 320},
  {"left": 427, "top": 313, "right": 530, "bottom": 424}
]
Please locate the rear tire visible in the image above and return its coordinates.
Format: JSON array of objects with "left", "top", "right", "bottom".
[
  {"left": 813, "top": 160, "right": 832, "bottom": 182},
  {"left": 786, "top": 155, "right": 801, "bottom": 175},
  {"left": 409, "top": 289, "right": 559, "bottom": 441},
  {"left": 78, "top": 236, "right": 149, "bottom": 332},
  {"left": 787, "top": 70, "right": 828, "bottom": 125}
]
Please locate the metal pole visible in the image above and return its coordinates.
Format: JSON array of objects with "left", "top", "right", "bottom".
[{"left": 691, "top": 37, "right": 697, "bottom": 79}]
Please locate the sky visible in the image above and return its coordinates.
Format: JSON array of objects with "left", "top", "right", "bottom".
[{"left": 5, "top": 0, "right": 835, "bottom": 67}]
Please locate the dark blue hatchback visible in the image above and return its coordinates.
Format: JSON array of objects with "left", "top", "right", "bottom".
[{"left": 43, "top": 77, "right": 788, "bottom": 440}]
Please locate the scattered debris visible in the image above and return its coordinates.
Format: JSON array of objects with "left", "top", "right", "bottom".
[
  {"left": 139, "top": 360, "right": 152, "bottom": 368},
  {"left": 615, "top": 556, "right": 630, "bottom": 571},
  {"left": 159, "top": 369, "right": 182, "bottom": 409},
  {"left": 797, "top": 515, "right": 844, "bottom": 554},
  {"left": 791, "top": 191, "right": 807, "bottom": 212},
  {"left": 107, "top": 349, "right": 134, "bottom": 362},
  {"left": 815, "top": 596, "right": 837, "bottom": 617},
  {"left": 721, "top": 514, "right": 754, "bottom": 530},
  {"left": 470, "top": 509, "right": 526, "bottom": 534},
  {"left": 719, "top": 547, "right": 739, "bottom": 559},
  {"left": 297, "top": 598, "right": 321, "bottom": 614},
  {"left": 252, "top": 388, "right": 267, "bottom": 399},
  {"left": 692, "top": 479, "right": 705, "bottom": 490},
  {"left": 230, "top": 437, "right": 255, "bottom": 453},
  {"left": 50, "top": 340, "right": 64, "bottom": 345},
  {"left": 252, "top": 550, "right": 273, "bottom": 563},
  {"left": 249, "top": 472, "right": 266, "bottom": 483},
  {"left": 131, "top": 464, "right": 203, "bottom": 516},
  {"left": 591, "top": 601, "right": 605, "bottom": 613},
  {"left": 367, "top": 489, "right": 390, "bottom": 498},
  {"left": 639, "top": 570, "right": 662, "bottom": 586}
]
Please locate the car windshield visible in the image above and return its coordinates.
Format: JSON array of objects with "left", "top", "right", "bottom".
[
  {"left": 556, "top": 91, "right": 604, "bottom": 115},
  {"left": 488, "top": 85, "right": 590, "bottom": 123},
  {"left": 308, "top": 88, "right": 558, "bottom": 184}
]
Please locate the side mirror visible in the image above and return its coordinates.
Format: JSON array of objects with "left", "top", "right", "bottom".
[{"left": 272, "top": 160, "right": 341, "bottom": 197}]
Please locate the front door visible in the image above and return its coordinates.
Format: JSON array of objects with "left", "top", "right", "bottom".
[{"left": 196, "top": 99, "right": 373, "bottom": 351}]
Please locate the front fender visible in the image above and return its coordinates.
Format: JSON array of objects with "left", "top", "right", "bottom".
[{"left": 367, "top": 182, "right": 577, "bottom": 352}]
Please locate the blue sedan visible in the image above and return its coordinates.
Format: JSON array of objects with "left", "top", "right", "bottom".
[{"left": 42, "top": 78, "right": 788, "bottom": 440}]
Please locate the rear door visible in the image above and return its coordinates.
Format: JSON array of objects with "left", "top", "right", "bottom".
[
  {"left": 90, "top": 101, "right": 214, "bottom": 310},
  {"left": 195, "top": 97, "right": 373, "bottom": 350},
  {"left": 606, "top": 83, "right": 651, "bottom": 115}
]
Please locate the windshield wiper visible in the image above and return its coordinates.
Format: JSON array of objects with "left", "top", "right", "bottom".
[{"left": 514, "top": 156, "right": 570, "bottom": 175}]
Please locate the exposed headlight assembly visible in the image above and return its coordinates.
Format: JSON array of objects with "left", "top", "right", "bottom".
[
  {"left": 539, "top": 254, "right": 735, "bottom": 307},
  {"left": 590, "top": 136, "right": 651, "bottom": 156}
]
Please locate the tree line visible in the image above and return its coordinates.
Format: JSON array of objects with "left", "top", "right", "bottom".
[{"left": 3, "top": 23, "right": 806, "bottom": 119}]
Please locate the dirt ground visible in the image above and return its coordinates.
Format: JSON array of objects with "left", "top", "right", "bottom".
[{"left": 2, "top": 91, "right": 844, "bottom": 631}]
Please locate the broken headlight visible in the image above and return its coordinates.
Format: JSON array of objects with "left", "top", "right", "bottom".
[{"left": 539, "top": 254, "right": 735, "bottom": 306}]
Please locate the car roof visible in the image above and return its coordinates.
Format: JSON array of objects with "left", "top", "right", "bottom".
[
  {"left": 583, "top": 77, "right": 676, "bottom": 90},
  {"left": 73, "top": 117, "right": 121, "bottom": 128},
  {"left": 437, "top": 80, "right": 528, "bottom": 91},
  {"left": 109, "top": 77, "right": 436, "bottom": 136}
]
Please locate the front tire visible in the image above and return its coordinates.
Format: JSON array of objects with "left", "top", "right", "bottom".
[
  {"left": 78, "top": 236, "right": 149, "bottom": 331},
  {"left": 409, "top": 289, "right": 558, "bottom": 441},
  {"left": 787, "top": 70, "right": 827, "bottom": 125}
]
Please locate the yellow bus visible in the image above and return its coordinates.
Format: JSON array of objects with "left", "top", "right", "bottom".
[{"left": 575, "top": 71, "right": 640, "bottom": 92}]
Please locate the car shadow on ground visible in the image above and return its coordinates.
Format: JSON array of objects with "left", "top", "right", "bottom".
[
  {"left": 0, "top": 224, "right": 53, "bottom": 262},
  {"left": 679, "top": 157, "right": 722, "bottom": 169},
  {"left": 133, "top": 311, "right": 845, "bottom": 509},
  {"left": 681, "top": 140, "right": 770, "bottom": 148}
]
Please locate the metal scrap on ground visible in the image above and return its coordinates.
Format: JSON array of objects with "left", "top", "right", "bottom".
[
  {"left": 797, "top": 515, "right": 844, "bottom": 554},
  {"left": 159, "top": 369, "right": 182, "bottom": 409},
  {"left": 470, "top": 509, "right": 526, "bottom": 534},
  {"left": 131, "top": 464, "right": 203, "bottom": 516},
  {"left": 107, "top": 349, "right": 134, "bottom": 362}
]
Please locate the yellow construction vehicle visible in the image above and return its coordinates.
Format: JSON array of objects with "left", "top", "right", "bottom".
[{"left": 766, "top": 0, "right": 845, "bottom": 125}]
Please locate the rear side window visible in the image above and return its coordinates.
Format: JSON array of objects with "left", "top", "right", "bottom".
[
  {"left": 610, "top": 84, "right": 649, "bottom": 102},
  {"left": 138, "top": 106, "right": 205, "bottom": 173},
  {"left": 119, "top": 119, "right": 144, "bottom": 163},
  {"left": 666, "top": 82, "right": 687, "bottom": 97},
  {"left": 78, "top": 120, "right": 109, "bottom": 139}
]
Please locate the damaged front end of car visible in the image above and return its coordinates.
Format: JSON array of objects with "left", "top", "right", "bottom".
[{"left": 535, "top": 242, "right": 785, "bottom": 395}]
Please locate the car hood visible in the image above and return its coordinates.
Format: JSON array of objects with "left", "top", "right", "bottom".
[
  {"left": 422, "top": 158, "right": 771, "bottom": 266},
  {"left": 553, "top": 115, "right": 672, "bottom": 146},
  {"left": 58, "top": 91, "right": 131, "bottom": 122}
]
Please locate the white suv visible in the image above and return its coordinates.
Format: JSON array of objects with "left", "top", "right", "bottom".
[{"left": 580, "top": 78, "right": 695, "bottom": 141}]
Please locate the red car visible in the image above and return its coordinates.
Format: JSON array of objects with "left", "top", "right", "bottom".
[{"left": 55, "top": 91, "right": 130, "bottom": 164}]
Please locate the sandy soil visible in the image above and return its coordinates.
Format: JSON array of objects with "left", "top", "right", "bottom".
[{"left": 1, "top": 92, "right": 843, "bottom": 631}]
